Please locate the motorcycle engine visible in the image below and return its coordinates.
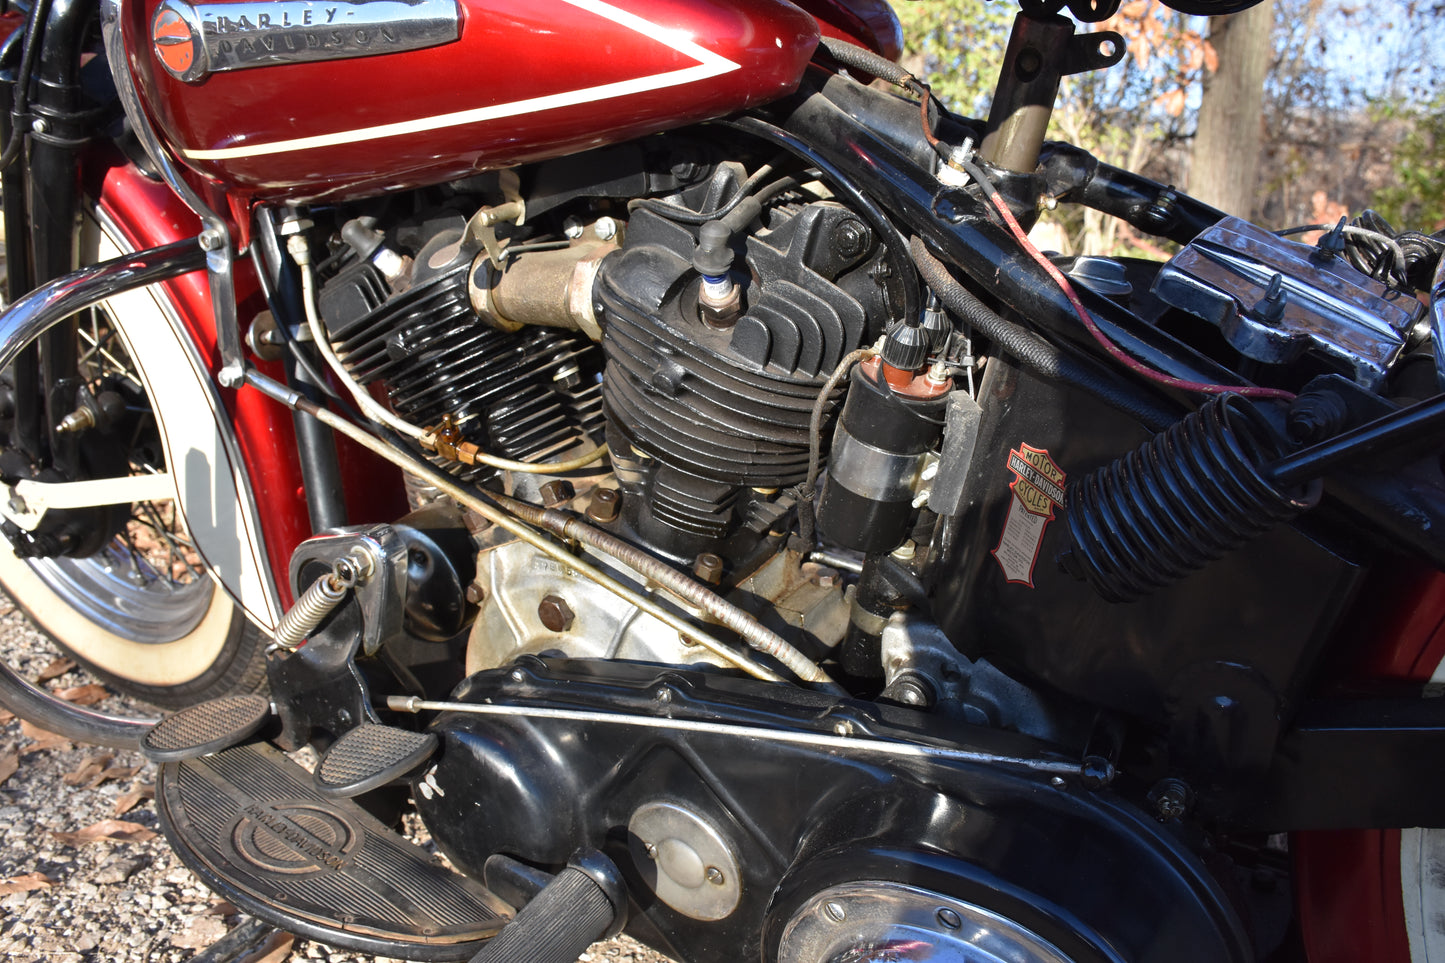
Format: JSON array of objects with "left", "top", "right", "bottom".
[{"left": 311, "top": 152, "right": 899, "bottom": 675}]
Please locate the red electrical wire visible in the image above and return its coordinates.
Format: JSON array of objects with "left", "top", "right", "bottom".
[{"left": 973, "top": 174, "right": 1297, "bottom": 403}]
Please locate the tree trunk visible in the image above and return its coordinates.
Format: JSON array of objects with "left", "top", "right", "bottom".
[{"left": 1191, "top": 0, "right": 1275, "bottom": 218}]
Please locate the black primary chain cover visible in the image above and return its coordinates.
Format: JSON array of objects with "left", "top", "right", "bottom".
[{"left": 414, "top": 658, "right": 1253, "bottom": 963}]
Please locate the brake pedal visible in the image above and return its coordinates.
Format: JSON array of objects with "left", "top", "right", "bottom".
[
  {"left": 315, "top": 723, "right": 437, "bottom": 798},
  {"left": 141, "top": 693, "right": 271, "bottom": 762}
]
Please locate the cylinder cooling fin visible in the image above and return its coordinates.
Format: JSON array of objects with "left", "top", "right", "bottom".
[
  {"left": 1060, "top": 393, "right": 1322, "bottom": 603},
  {"left": 595, "top": 177, "right": 898, "bottom": 558},
  {"left": 321, "top": 246, "right": 605, "bottom": 471}
]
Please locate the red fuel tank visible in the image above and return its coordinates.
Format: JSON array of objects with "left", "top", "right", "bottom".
[{"left": 121, "top": 0, "right": 822, "bottom": 202}]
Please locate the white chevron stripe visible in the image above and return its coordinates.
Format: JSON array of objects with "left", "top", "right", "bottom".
[{"left": 183, "top": 0, "right": 740, "bottom": 161}]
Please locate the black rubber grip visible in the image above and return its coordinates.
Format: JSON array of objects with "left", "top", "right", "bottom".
[{"left": 469, "top": 867, "right": 616, "bottom": 963}]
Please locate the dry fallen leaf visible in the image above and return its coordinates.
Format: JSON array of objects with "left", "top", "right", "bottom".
[
  {"left": 0, "top": 751, "right": 18, "bottom": 787},
  {"left": 62, "top": 754, "right": 139, "bottom": 789},
  {"left": 96, "top": 765, "right": 141, "bottom": 788},
  {"left": 63, "top": 753, "right": 115, "bottom": 787},
  {"left": 19, "top": 719, "right": 71, "bottom": 754},
  {"left": 113, "top": 783, "right": 156, "bottom": 816},
  {"left": 0, "top": 872, "right": 54, "bottom": 895},
  {"left": 55, "top": 683, "right": 108, "bottom": 706},
  {"left": 51, "top": 818, "right": 158, "bottom": 847},
  {"left": 36, "top": 657, "right": 77, "bottom": 682}
]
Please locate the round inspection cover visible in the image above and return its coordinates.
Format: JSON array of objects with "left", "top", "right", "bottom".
[{"left": 628, "top": 801, "right": 740, "bottom": 921}]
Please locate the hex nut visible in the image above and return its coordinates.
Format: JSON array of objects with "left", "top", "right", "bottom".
[
  {"left": 693, "top": 553, "right": 724, "bottom": 584},
  {"left": 539, "top": 479, "right": 575, "bottom": 508},
  {"left": 587, "top": 488, "right": 622, "bottom": 523},
  {"left": 538, "top": 594, "right": 574, "bottom": 632},
  {"left": 464, "top": 581, "right": 487, "bottom": 605}
]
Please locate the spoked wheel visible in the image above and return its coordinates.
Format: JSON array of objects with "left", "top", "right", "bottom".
[{"left": 0, "top": 208, "right": 269, "bottom": 735}]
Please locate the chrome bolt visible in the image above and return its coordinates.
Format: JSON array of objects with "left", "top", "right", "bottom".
[
  {"left": 55, "top": 408, "right": 95, "bottom": 434},
  {"left": 832, "top": 720, "right": 853, "bottom": 737},
  {"left": 594, "top": 216, "right": 618, "bottom": 241},
  {"left": 563, "top": 217, "right": 586, "bottom": 239},
  {"left": 824, "top": 901, "right": 847, "bottom": 923},
  {"left": 644, "top": 842, "right": 658, "bottom": 859},
  {"left": 464, "top": 581, "right": 487, "bottom": 605},
  {"left": 198, "top": 227, "right": 226, "bottom": 251},
  {"left": 705, "top": 866, "right": 724, "bottom": 886},
  {"left": 936, "top": 908, "right": 961, "bottom": 930},
  {"left": 1050, "top": 776, "right": 1067, "bottom": 788},
  {"left": 511, "top": 667, "right": 527, "bottom": 683},
  {"left": 655, "top": 688, "right": 672, "bottom": 704}
]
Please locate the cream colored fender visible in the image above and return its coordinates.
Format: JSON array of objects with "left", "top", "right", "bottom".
[{"left": 0, "top": 212, "right": 280, "bottom": 684}]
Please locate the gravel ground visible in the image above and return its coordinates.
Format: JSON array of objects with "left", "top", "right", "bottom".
[{"left": 0, "top": 593, "right": 675, "bottom": 963}]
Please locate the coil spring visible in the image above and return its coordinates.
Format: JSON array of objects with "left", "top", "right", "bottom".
[
  {"left": 271, "top": 551, "right": 371, "bottom": 650},
  {"left": 1061, "top": 394, "right": 1321, "bottom": 603}
]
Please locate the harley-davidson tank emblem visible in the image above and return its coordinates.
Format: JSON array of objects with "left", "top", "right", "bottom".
[
  {"left": 993, "top": 444, "right": 1066, "bottom": 587},
  {"left": 151, "top": 0, "right": 460, "bottom": 83}
]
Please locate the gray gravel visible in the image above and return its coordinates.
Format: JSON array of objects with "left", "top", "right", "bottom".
[{"left": 0, "top": 593, "right": 675, "bottom": 963}]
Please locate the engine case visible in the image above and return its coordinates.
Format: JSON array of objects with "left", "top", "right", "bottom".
[{"left": 414, "top": 658, "right": 1254, "bottom": 963}]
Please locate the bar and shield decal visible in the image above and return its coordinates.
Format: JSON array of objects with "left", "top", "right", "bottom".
[{"left": 993, "top": 444, "right": 1066, "bottom": 588}]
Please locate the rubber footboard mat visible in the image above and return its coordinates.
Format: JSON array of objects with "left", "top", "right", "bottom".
[{"left": 157, "top": 742, "right": 509, "bottom": 961}]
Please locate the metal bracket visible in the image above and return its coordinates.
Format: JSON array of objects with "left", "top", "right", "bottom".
[
  {"left": 100, "top": 0, "right": 246, "bottom": 388},
  {"left": 288, "top": 525, "right": 409, "bottom": 657},
  {"left": 1061, "top": 29, "right": 1126, "bottom": 74}
]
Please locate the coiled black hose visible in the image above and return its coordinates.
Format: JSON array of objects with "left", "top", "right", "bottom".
[
  {"left": 909, "top": 237, "right": 1177, "bottom": 429},
  {"left": 1060, "top": 393, "right": 1321, "bottom": 602}
]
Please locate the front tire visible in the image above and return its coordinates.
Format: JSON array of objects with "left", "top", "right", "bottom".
[{"left": 0, "top": 207, "right": 271, "bottom": 709}]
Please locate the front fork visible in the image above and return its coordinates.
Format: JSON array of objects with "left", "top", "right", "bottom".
[{"left": 0, "top": 0, "right": 94, "bottom": 499}]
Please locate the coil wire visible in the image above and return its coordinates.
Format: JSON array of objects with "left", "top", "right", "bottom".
[{"left": 1061, "top": 394, "right": 1321, "bottom": 603}]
